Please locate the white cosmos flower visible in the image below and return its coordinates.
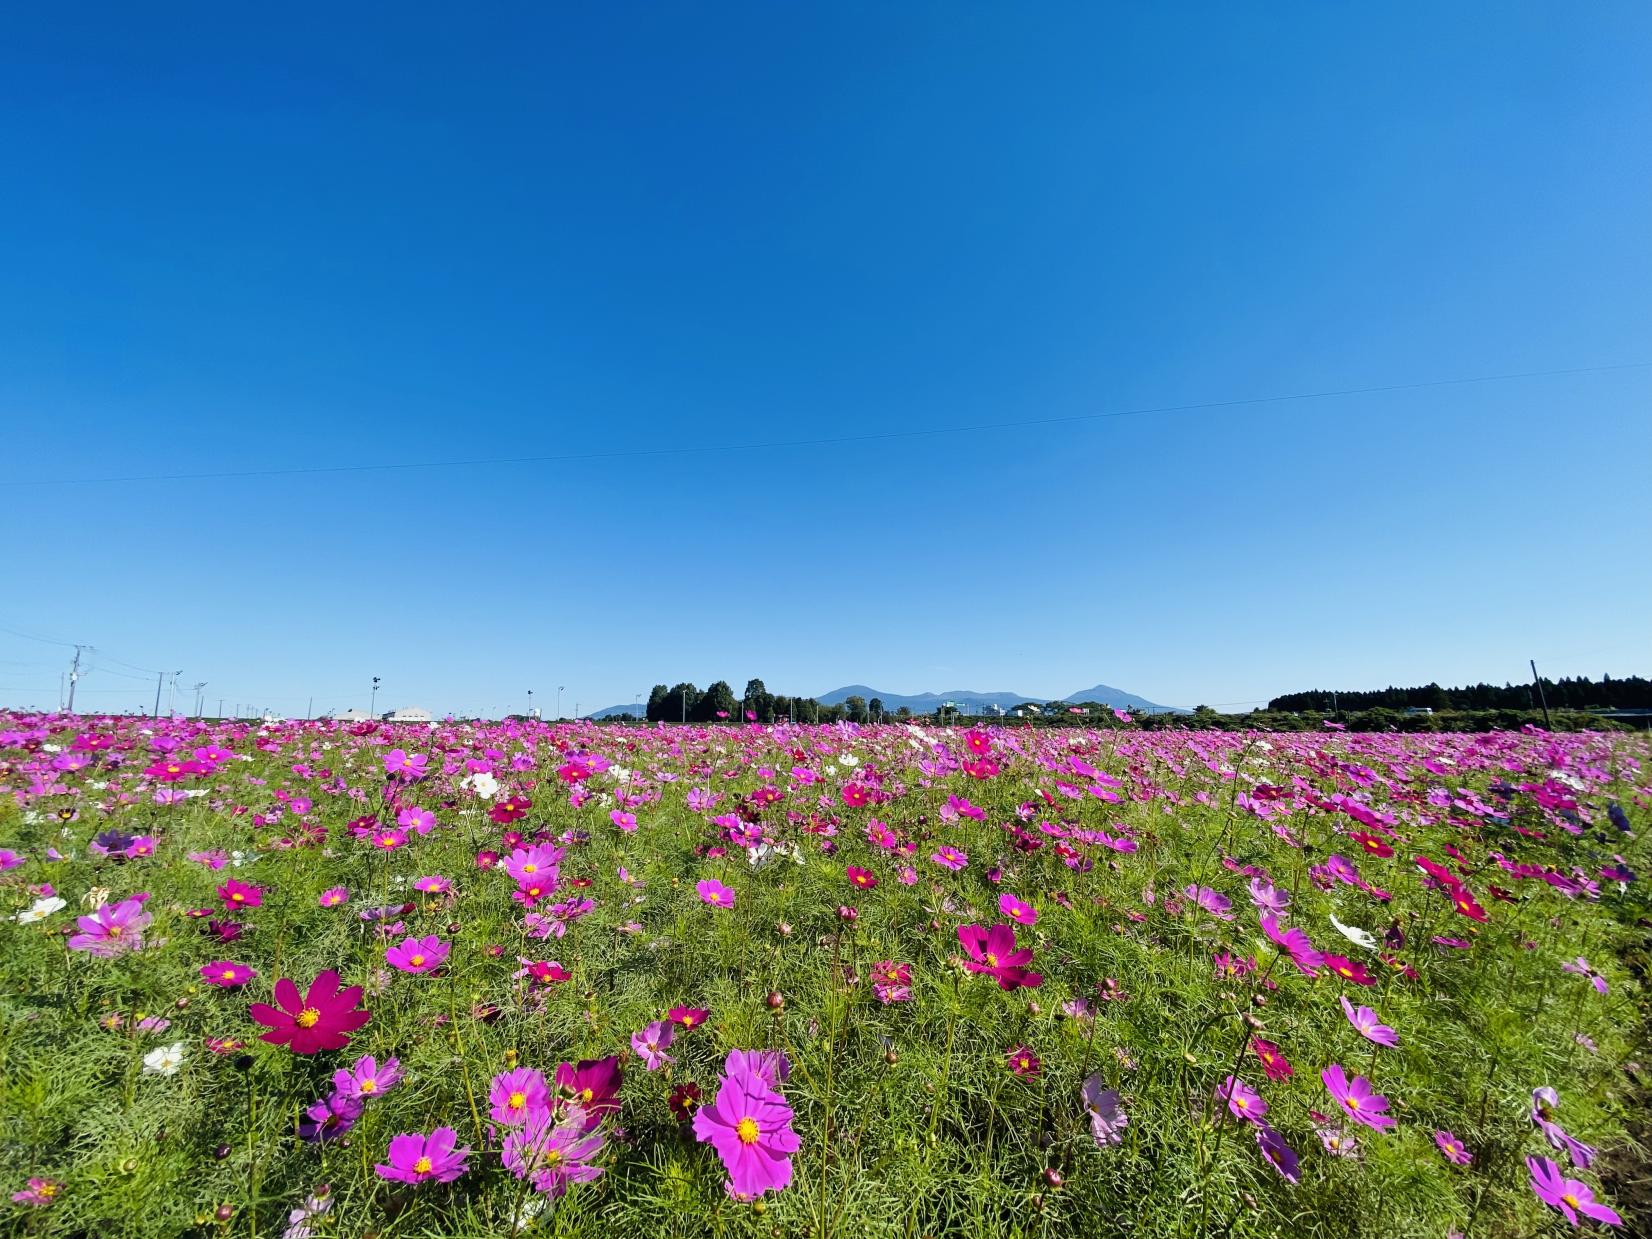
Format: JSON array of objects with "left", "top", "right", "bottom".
[
  {"left": 1329, "top": 914, "right": 1378, "bottom": 950},
  {"left": 839, "top": 752, "right": 860, "bottom": 767},
  {"left": 465, "top": 771, "right": 499, "bottom": 799},
  {"left": 143, "top": 1042, "right": 186, "bottom": 1075},
  {"left": 14, "top": 896, "right": 67, "bottom": 923}
]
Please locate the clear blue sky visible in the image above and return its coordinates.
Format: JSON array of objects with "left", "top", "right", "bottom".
[{"left": 2, "top": 4, "right": 1649, "bottom": 718}]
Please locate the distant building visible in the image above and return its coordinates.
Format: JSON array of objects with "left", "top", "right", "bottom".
[
  {"left": 382, "top": 706, "right": 433, "bottom": 723},
  {"left": 1403, "top": 707, "right": 1434, "bottom": 716}
]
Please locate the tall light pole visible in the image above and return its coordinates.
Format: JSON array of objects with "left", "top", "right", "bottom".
[
  {"left": 527, "top": 688, "right": 534, "bottom": 719},
  {"left": 371, "top": 676, "right": 381, "bottom": 718},
  {"left": 193, "top": 682, "right": 208, "bottom": 717},
  {"left": 557, "top": 685, "right": 565, "bottom": 720}
]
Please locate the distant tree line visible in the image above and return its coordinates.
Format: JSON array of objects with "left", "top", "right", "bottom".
[
  {"left": 1268, "top": 675, "right": 1650, "bottom": 714},
  {"left": 624, "top": 681, "right": 904, "bottom": 725}
]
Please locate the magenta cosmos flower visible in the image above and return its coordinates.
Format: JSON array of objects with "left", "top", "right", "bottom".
[
  {"left": 334, "top": 1054, "right": 402, "bottom": 1101},
  {"left": 1256, "top": 1125, "right": 1300, "bottom": 1184},
  {"left": 218, "top": 879, "right": 262, "bottom": 911},
  {"left": 248, "top": 970, "right": 371, "bottom": 1054},
  {"left": 958, "top": 923, "right": 1042, "bottom": 990},
  {"left": 692, "top": 1055, "right": 801, "bottom": 1199},
  {"left": 1216, "top": 1076, "right": 1267, "bottom": 1124},
  {"left": 668, "top": 1005, "right": 710, "bottom": 1030},
  {"left": 375, "top": 1127, "right": 470, "bottom": 1185},
  {"left": 504, "top": 1106, "right": 607, "bottom": 1197},
  {"left": 1527, "top": 1155, "right": 1621, "bottom": 1227},
  {"left": 382, "top": 749, "right": 429, "bottom": 779},
  {"left": 200, "top": 960, "right": 256, "bottom": 988},
  {"left": 1260, "top": 914, "right": 1322, "bottom": 975},
  {"left": 1341, "top": 996, "right": 1399, "bottom": 1047},
  {"left": 632, "top": 1020, "right": 676, "bottom": 1071},
  {"left": 846, "top": 866, "right": 878, "bottom": 891},
  {"left": 68, "top": 897, "right": 152, "bottom": 956},
  {"left": 696, "top": 879, "right": 736, "bottom": 908},
  {"left": 1434, "top": 1131, "right": 1472, "bottom": 1166},
  {"left": 1006, "top": 1045, "right": 1041, "bottom": 1076},
  {"left": 998, "top": 893, "right": 1036, "bottom": 926},
  {"left": 385, "top": 934, "right": 450, "bottom": 974},
  {"left": 490, "top": 1067, "right": 550, "bottom": 1125},
  {"left": 931, "top": 845, "right": 968, "bottom": 871},
  {"left": 1321, "top": 1064, "right": 1396, "bottom": 1132},
  {"left": 319, "top": 886, "right": 349, "bottom": 907}
]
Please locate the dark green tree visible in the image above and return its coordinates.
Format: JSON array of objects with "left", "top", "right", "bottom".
[
  {"left": 696, "top": 681, "right": 739, "bottom": 723},
  {"left": 645, "top": 685, "right": 670, "bottom": 723},
  {"left": 868, "top": 697, "right": 884, "bottom": 722},
  {"left": 665, "top": 682, "right": 701, "bottom": 723}
]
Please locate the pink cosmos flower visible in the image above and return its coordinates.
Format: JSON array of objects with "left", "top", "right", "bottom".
[
  {"left": 1184, "top": 884, "right": 1234, "bottom": 920},
  {"left": 697, "top": 879, "right": 736, "bottom": 908},
  {"left": 1082, "top": 1075, "right": 1127, "bottom": 1146},
  {"left": 413, "top": 875, "right": 452, "bottom": 894},
  {"left": 632, "top": 1020, "right": 676, "bottom": 1071},
  {"left": 1261, "top": 914, "right": 1323, "bottom": 975},
  {"left": 1321, "top": 1063, "right": 1396, "bottom": 1132},
  {"left": 504, "top": 1106, "right": 606, "bottom": 1197},
  {"left": 998, "top": 893, "right": 1037, "bottom": 926},
  {"left": 200, "top": 960, "right": 256, "bottom": 987},
  {"left": 503, "top": 844, "right": 560, "bottom": 884},
  {"left": 1340, "top": 996, "right": 1398, "bottom": 1047},
  {"left": 931, "top": 846, "right": 968, "bottom": 871},
  {"left": 692, "top": 1055, "right": 801, "bottom": 1199},
  {"left": 866, "top": 819, "right": 897, "bottom": 849},
  {"left": 382, "top": 750, "right": 429, "bottom": 779},
  {"left": 334, "top": 1054, "right": 402, "bottom": 1101},
  {"left": 1434, "top": 1130, "right": 1472, "bottom": 1166},
  {"left": 958, "top": 923, "right": 1042, "bottom": 990},
  {"left": 68, "top": 897, "right": 152, "bottom": 956},
  {"left": 871, "top": 960, "right": 912, "bottom": 1004},
  {"left": 1216, "top": 1076, "right": 1267, "bottom": 1124},
  {"left": 490, "top": 1067, "right": 550, "bottom": 1125},
  {"left": 385, "top": 934, "right": 450, "bottom": 974},
  {"left": 1526, "top": 1155, "right": 1621, "bottom": 1227},
  {"left": 374, "top": 1127, "right": 469, "bottom": 1184},
  {"left": 319, "top": 886, "right": 349, "bottom": 907},
  {"left": 396, "top": 806, "right": 436, "bottom": 835},
  {"left": 897, "top": 866, "right": 918, "bottom": 885},
  {"left": 610, "top": 810, "right": 638, "bottom": 832},
  {"left": 369, "top": 828, "right": 408, "bottom": 851},
  {"left": 11, "top": 1177, "right": 63, "bottom": 1207},
  {"left": 1256, "top": 1125, "right": 1300, "bottom": 1184}
]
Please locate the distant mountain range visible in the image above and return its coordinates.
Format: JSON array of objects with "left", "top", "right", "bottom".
[{"left": 586, "top": 682, "right": 1183, "bottom": 718}]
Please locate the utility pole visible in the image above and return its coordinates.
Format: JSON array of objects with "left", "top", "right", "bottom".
[
  {"left": 527, "top": 689, "right": 534, "bottom": 719},
  {"left": 153, "top": 671, "right": 165, "bottom": 718},
  {"left": 371, "top": 676, "right": 381, "bottom": 718},
  {"left": 306, "top": 696, "right": 313, "bottom": 720},
  {"left": 218, "top": 697, "right": 224, "bottom": 718},
  {"left": 65, "top": 644, "right": 91, "bottom": 713},
  {"left": 557, "top": 685, "right": 565, "bottom": 720},
  {"left": 1530, "top": 660, "right": 1552, "bottom": 728},
  {"left": 193, "top": 682, "right": 208, "bottom": 716}
]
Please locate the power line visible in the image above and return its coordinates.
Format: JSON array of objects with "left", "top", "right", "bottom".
[{"left": 3, "top": 360, "right": 1647, "bottom": 488}]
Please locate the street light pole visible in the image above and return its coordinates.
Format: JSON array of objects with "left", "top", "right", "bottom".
[
  {"left": 557, "top": 685, "right": 565, "bottom": 720},
  {"left": 371, "top": 676, "right": 381, "bottom": 718},
  {"left": 527, "top": 689, "right": 534, "bottom": 719}
]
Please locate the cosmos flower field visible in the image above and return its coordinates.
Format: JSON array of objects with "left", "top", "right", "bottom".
[{"left": 1, "top": 713, "right": 1647, "bottom": 1238}]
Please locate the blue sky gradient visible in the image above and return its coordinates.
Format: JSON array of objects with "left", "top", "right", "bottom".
[{"left": 2, "top": 4, "right": 1649, "bottom": 717}]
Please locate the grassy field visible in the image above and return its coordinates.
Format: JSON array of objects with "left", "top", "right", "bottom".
[{"left": 0, "top": 715, "right": 1646, "bottom": 1237}]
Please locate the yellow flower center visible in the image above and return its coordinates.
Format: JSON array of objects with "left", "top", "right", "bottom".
[
  {"left": 40, "top": 1184, "right": 58, "bottom": 1198},
  {"left": 544, "top": 1148, "right": 562, "bottom": 1166},
  {"left": 108, "top": 926, "right": 122, "bottom": 937},
  {"left": 580, "top": 1088, "right": 594, "bottom": 1103},
  {"left": 523, "top": 863, "right": 537, "bottom": 874},
  {"left": 221, "top": 969, "right": 237, "bottom": 980},
  {"left": 508, "top": 1091, "right": 526, "bottom": 1110},
  {"left": 1236, "top": 1097, "right": 1249, "bottom": 1110},
  {"left": 683, "top": 1016, "right": 696, "bottom": 1027},
  {"left": 295, "top": 1007, "right": 321, "bottom": 1028},
  {"left": 231, "top": 893, "right": 244, "bottom": 902},
  {"left": 1563, "top": 1193, "right": 1580, "bottom": 1209},
  {"left": 984, "top": 952, "right": 998, "bottom": 967},
  {"left": 361, "top": 1079, "right": 378, "bottom": 1094},
  {"left": 413, "top": 1156, "right": 432, "bottom": 1175},
  {"left": 410, "top": 954, "right": 426, "bottom": 967},
  {"left": 736, "top": 1117, "right": 761, "bottom": 1145},
  {"left": 1346, "top": 1096, "right": 1360, "bottom": 1111}
]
